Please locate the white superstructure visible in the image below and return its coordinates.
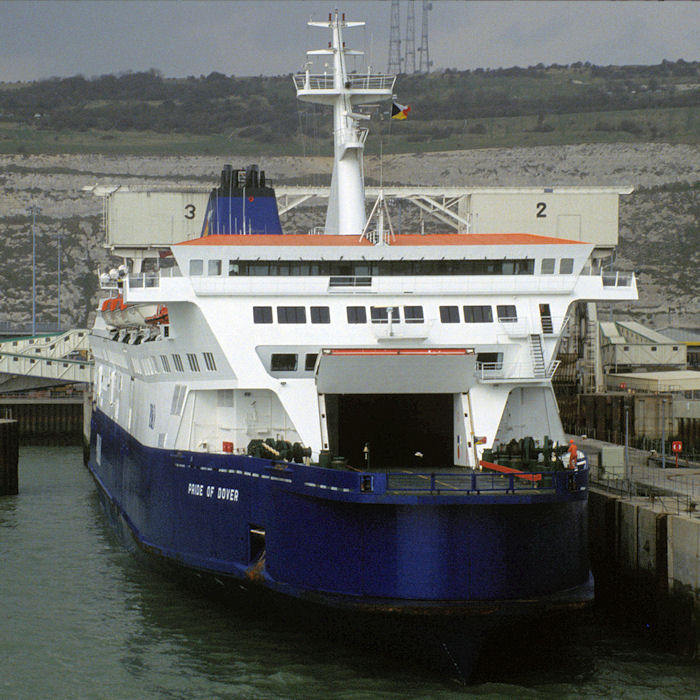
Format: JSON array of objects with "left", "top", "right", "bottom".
[{"left": 90, "top": 12, "right": 638, "bottom": 470}]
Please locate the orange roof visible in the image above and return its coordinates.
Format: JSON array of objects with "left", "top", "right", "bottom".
[
  {"left": 387, "top": 233, "right": 586, "bottom": 246},
  {"left": 177, "top": 233, "right": 586, "bottom": 247},
  {"left": 178, "top": 234, "right": 372, "bottom": 247}
]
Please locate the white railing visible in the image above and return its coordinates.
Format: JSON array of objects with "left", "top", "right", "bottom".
[
  {"left": 328, "top": 276, "right": 373, "bottom": 289},
  {"left": 579, "top": 267, "right": 636, "bottom": 288},
  {"left": 601, "top": 271, "right": 635, "bottom": 287},
  {"left": 476, "top": 358, "right": 560, "bottom": 382},
  {"left": 293, "top": 73, "right": 395, "bottom": 91},
  {"left": 124, "top": 267, "right": 181, "bottom": 290},
  {"left": 546, "top": 360, "right": 561, "bottom": 378},
  {"left": 128, "top": 273, "right": 160, "bottom": 289}
]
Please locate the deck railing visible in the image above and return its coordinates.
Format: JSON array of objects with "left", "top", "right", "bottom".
[
  {"left": 476, "top": 359, "right": 560, "bottom": 381},
  {"left": 293, "top": 73, "right": 395, "bottom": 91},
  {"left": 382, "top": 468, "right": 585, "bottom": 495},
  {"left": 328, "top": 275, "right": 372, "bottom": 288},
  {"left": 601, "top": 271, "right": 635, "bottom": 287}
]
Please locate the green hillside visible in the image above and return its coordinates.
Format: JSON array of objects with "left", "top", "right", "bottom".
[{"left": 1, "top": 60, "right": 699, "bottom": 155}]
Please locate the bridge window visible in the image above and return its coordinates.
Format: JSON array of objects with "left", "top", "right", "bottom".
[
  {"left": 310, "top": 306, "right": 330, "bottom": 324},
  {"left": 219, "top": 259, "right": 535, "bottom": 277},
  {"left": 497, "top": 305, "right": 518, "bottom": 322},
  {"left": 404, "top": 306, "right": 424, "bottom": 323},
  {"left": 541, "top": 258, "right": 555, "bottom": 274},
  {"left": 347, "top": 306, "right": 367, "bottom": 324},
  {"left": 305, "top": 353, "right": 318, "bottom": 371},
  {"left": 271, "top": 353, "right": 297, "bottom": 371},
  {"left": 277, "top": 306, "right": 306, "bottom": 324},
  {"left": 371, "top": 306, "right": 400, "bottom": 324},
  {"left": 464, "top": 305, "right": 493, "bottom": 323},
  {"left": 253, "top": 306, "right": 273, "bottom": 324},
  {"left": 208, "top": 260, "right": 222, "bottom": 276},
  {"left": 189, "top": 259, "right": 203, "bottom": 276},
  {"left": 439, "top": 306, "right": 460, "bottom": 323},
  {"left": 559, "top": 258, "right": 574, "bottom": 274}
]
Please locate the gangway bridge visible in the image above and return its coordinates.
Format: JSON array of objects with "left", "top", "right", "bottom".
[
  {"left": 0, "top": 328, "right": 93, "bottom": 392},
  {"left": 86, "top": 183, "right": 631, "bottom": 273}
]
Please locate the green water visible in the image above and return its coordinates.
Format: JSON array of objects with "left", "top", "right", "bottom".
[{"left": 1, "top": 447, "right": 697, "bottom": 699}]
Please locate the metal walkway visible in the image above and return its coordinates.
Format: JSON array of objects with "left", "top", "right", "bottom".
[
  {"left": 578, "top": 435, "right": 700, "bottom": 505},
  {"left": 0, "top": 329, "right": 93, "bottom": 386}
]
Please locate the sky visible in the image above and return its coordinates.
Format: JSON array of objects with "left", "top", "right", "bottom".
[{"left": 0, "top": 1, "right": 698, "bottom": 83}]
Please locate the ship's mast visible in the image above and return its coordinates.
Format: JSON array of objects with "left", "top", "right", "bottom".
[{"left": 294, "top": 11, "right": 395, "bottom": 235}]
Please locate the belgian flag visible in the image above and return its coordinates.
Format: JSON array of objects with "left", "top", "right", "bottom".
[{"left": 391, "top": 101, "right": 411, "bottom": 120}]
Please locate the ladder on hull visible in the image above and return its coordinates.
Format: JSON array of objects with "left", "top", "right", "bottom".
[{"left": 529, "top": 334, "right": 546, "bottom": 378}]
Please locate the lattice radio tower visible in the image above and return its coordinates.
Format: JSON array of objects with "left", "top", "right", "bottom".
[
  {"left": 418, "top": 0, "right": 432, "bottom": 73},
  {"left": 387, "top": 0, "right": 402, "bottom": 74},
  {"left": 404, "top": 0, "right": 416, "bottom": 74}
]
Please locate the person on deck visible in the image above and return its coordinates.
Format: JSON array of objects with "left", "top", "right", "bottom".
[{"left": 568, "top": 439, "right": 578, "bottom": 469}]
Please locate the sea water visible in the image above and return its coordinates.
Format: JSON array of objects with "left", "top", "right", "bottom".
[{"left": 1, "top": 447, "right": 698, "bottom": 699}]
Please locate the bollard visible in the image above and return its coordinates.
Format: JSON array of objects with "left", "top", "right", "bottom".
[{"left": 0, "top": 419, "right": 19, "bottom": 495}]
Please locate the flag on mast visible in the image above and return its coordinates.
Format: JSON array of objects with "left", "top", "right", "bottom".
[{"left": 391, "top": 102, "right": 411, "bottom": 120}]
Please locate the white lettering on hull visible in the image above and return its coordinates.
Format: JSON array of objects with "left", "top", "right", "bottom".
[{"left": 187, "top": 482, "right": 239, "bottom": 503}]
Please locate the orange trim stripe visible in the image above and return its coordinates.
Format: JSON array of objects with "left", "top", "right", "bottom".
[
  {"left": 327, "top": 348, "right": 471, "bottom": 356},
  {"left": 179, "top": 234, "right": 373, "bottom": 247},
  {"left": 176, "top": 233, "right": 587, "bottom": 247}
]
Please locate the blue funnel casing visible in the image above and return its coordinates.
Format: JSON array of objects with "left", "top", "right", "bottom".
[{"left": 200, "top": 164, "right": 283, "bottom": 236}]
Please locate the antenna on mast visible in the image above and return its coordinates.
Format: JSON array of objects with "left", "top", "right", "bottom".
[{"left": 294, "top": 11, "right": 395, "bottom": 236}]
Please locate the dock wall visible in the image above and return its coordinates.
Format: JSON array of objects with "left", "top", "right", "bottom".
[
  {"left": 589, "top": 488, "right": 699, "bottom": 656},
  {"left": 0, "top": 419, "right": 19, "bottom": 495},
  {"left": 0, "top": 399, "right": 83, "bottom": 445}
]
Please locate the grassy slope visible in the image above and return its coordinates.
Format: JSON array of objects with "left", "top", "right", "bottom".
[{"left": 3, "top": 104, "right": 699, "bottom": 156}]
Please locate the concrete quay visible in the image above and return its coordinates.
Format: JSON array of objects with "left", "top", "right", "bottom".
[{"left": 579, "top": 436, "right": 700, "bottom": 657}]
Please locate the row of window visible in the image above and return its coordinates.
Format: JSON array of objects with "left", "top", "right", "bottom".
[
  {"left": 253, "top": 304, "right": 519, "bottom": 325},
  {"left": 271, "top": 353, "right": 319, "bottom": 372},
  {"left": 136, "top": 351, "right": 218, "bottom": 376},
  {"left": 269, "top": 351, "right": 503, "bottom": 374},
  {"left": 189, "top": 257, "right": 576, "bottom": 278}
]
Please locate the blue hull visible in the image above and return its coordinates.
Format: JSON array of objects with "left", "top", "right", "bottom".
[
  {"left": 88, "top": 407, "right": 594, "bottom": 678},
  {"left": 88, "top": 408, "right": 592, "bottom": 611}
]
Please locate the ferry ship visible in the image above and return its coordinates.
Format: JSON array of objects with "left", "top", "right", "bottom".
[{"left": 87, "top": 12, "right": 637, "bottom": 678}]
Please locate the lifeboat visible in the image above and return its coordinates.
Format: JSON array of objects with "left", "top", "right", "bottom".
[
  {"left": 100, "top": 296, "right": 160, "bottom": 328},
  {"left": 145, "top": 305, "right": 169, "bottom": 325}
]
